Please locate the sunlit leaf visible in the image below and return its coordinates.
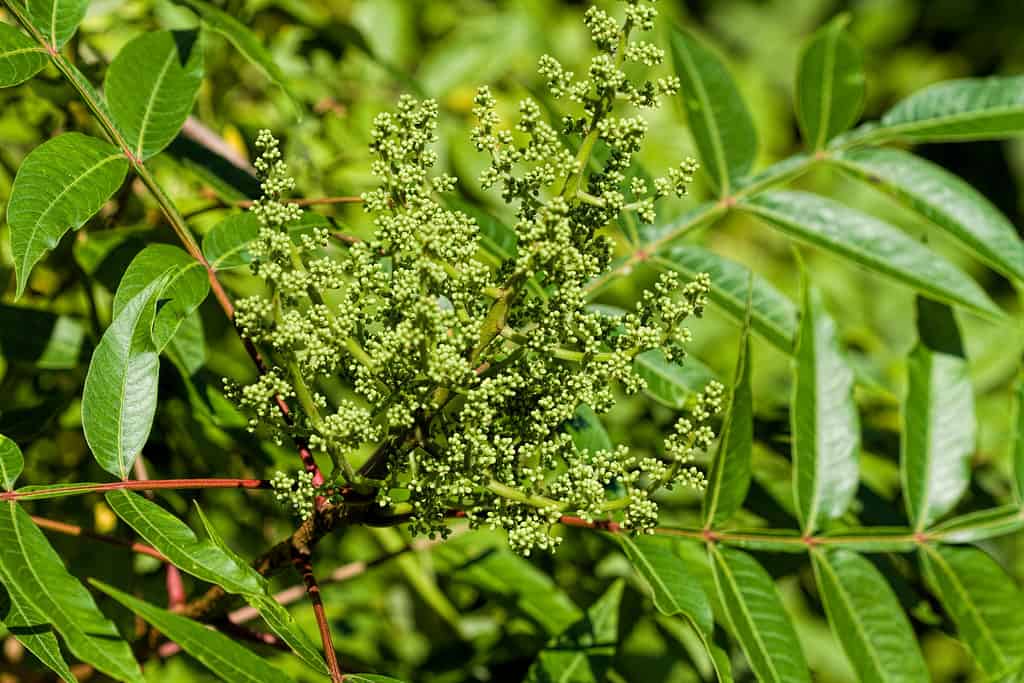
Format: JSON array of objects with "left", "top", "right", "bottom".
[
  {"left": 634, "top": 349, "right": 718, "bottom": 410},
  {"left": 0, "top": 435, "right": 23, "bottom": 492},
  {"left": 795, "top": 15, "right": 865, "bottom": 149},
  {"left": 0, "top": 22, "right": 46, "bottom": 87},
  {"left": 620, "top": 534, "right": 713, "bottom": 636},
  {"left": 25, "top": 0, "right": 87, "bottom": 48},
  {"left": 0, "top": 582, "right": 76, "bottom": 682}
]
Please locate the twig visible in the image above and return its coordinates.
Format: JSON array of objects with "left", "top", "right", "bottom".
[
  {"left": 292, "top": 551, "right": 344, "bottom": 682},
  {"left": 30, "top": 516, "right": 166, "bottom": 561}
]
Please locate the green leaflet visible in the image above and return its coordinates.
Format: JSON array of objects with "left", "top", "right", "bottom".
[
  {"left": 792, "top": 281, "right": 860, "bottom": 535},
  {"left": 902, "top": 299, "right": 975, "bottom": 531},
  {"left": 874, "top": 74, "right": 1024, "bottom": 142},
  {"left": 25, "top": 0, "right": 87, "bottom": 48},
  {"left": 182, "top": 0, "right": 302, "bottom": 116},
  {"left": 113, "top": 243, "right": 209, "bottom": 352},
  {"left": 634, "top": 349, "right": 719, "bottom": 410},
  {"left": 106, "top": 490, "right": 263, "bottom": 594},
  {"left": 668, "top": 26, "right": 758, "bottom": 196},
  {"left": 0, "top": 304, "right": 86, "bottom": 370},
  {"left": 703, "top": 325, "right": 753, "bottom": 528},
  {"left": 203, "top": 212, "right": 260, "bottom": 270},
  {"left": 620, "top": 534, "right": 713, "bottom": 636},
  {"left": 194, "top": 503, "right": 329, "bottom": 675},
  {"left": 921, "top": 544, "right": 1024, "bottom": 677},
  {"left": 0, "top": 502, "right": 145, "bottom": 682},
  {"left": 811, "top": 549, "right": 929, "bottom": 682},
  {"left": 741, "top": 191, "right": 1001, "bottom": 317},
  {"left": 930, "top": 506, "right": 1024, "bottom": 544},
  {"left": 0, "top": 435, "right": 23, "bottom": 491},
  {"left": 795, "top": 15, "right": 865, "bottom": 149},
  {"left": 833, "top": 147, "right": 1024, "bottom": 282},
  {"left": 0, "top": 582, "right": 76, "bottom": 682},
  {"left": 0, "top": 22, "right": 46, "bottom": 87},
  {"left": 708, "top": 545, "right": 810, "bottom": 683},
  {"left": 566, "top": 404, "right": 612, "bottom": 456},
  {"left": 82, "top": 275, "right": 171, "bottom": 479},
  {"left": 8, "top": 133, "right": 129, "bottom": 297},
  {"left": 525, "top": 579, "right": 623, "bottom": 683},
  {"left": 1015, "top": 377, "right": 1024, "bottom": 503},
  {"left": 653, "top": 244, "right": 797, "bottom": 353},
  {"left": 91, "top": 580, "right": 292, "bottom": 683},
  {"left": 105, "top": 30, "right": 204, "bottom": 160}
]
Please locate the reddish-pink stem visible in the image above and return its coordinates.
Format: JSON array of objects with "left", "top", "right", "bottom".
[{"left": 293, "top": 552, "right": 343, "bottom": 682}]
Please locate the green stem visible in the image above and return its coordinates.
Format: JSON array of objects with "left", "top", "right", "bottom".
[{"left": 486, "top": 480, "right": 567, "bottom": 511}]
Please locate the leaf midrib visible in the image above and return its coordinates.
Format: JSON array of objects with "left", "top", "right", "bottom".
[
  {"left": 814, "top": 24, "right": 840, "bottom": 150},
  {"left": 675, "top": 34, "right": 730, "bottom": 196},
  {"left": 135, "top": 46, "right": 178, "bottom": 158}
]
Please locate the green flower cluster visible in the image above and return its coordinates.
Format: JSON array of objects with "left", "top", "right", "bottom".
[{"left": 231, "top": 0, "right": 719, "bottom": 553}]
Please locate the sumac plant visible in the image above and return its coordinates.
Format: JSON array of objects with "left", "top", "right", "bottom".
[{"left": 2, "top": 0, "right": 1024, "bottom": 681}]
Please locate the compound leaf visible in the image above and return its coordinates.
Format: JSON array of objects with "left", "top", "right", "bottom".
[
  {"left": 105, "top": 30, "right": 204, "bottom": 160},
  {"left": 8, "top": 133, "right": 129, "bottom": 297}
]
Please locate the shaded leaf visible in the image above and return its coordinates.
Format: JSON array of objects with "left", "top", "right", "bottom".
[
  {"left": 654, "top": 244, "right": 797, "bottom": 352},
  {"left": 203, "top": 212, "right": 260, "bottom": 270},
  {"left": 82, "top": 274, "right": 171, "bottom": 479},
  {"left": 811, "top": 548, "right": 929, "bottom": 682},
  {"left": 668, "top": 27, "right": 757, "bottom": 196},
  {"left": 874, "top": 75, "right": 1024, "bottom": 142},
  {"left": 1015, "top": 378, "right": 1024, "bottom": 503},
  {"left": 0, "top": 304, "right": 85, "bottom": 369},
  {"left": 113, "top": 243, "right": 209, "bottom": 352},
  {"left": 921, "top": 544, "right": 1024, "bottom": 677},
  {"left": 526, "top": 579, "right": 623, "bottom": 683},
  {"left": 792, "top": 281, "right": 860, "bottom": 535},
  {"left": 166, "top": 310, "right": 207, "bottom": 376},
  {"left": 709, "top": 545, "right": 811, "bottom": 683},
  {"left": 703, "top": 326, "right": 752, "bottom": 527},
  {"left": 833, "top": 147, "right": 1024, "bottom": 281},
  {"left": 795, "top": 15, "right": 865, "bottom": 149},
  {"left": 902, "top": 298, "right": 974, "bottom": 530},
  {"left": 566, "top": 404, "right": 612, "bottom": 456},
  {"left": 92, "top": 580, "right": 291, "bottom": 682},
  {"left": 182, "top": 0, "right": 301, "bottom": 115},
  {"left": 742, "top": 191, "right": 1000, "bottom": 316},
  {"left": 0, "top": 22, "right": 46, "bottom": 87},
  {"left": 0, "top": 502, "right": 144, "bottom": 682},
  {"left": 620, "top": 534, "right": 713, "bottom": 636},
  {"left": 0, "top": 435, "right": 22, "bottom": 492},
  {"left": 634, "top": 349, "right": 718, "bottom": 410},
  {"left": 25, "top": 0, "right": 86, "bottom": 48},
  {"left": 105, "top": 30, "right": 204, "bottom": 160},
  {"left": 8, "top": 133, "right": 129, "bottom": 297},
  {"left": 0, "top": 582, "right": 76, "bottom": 683}
]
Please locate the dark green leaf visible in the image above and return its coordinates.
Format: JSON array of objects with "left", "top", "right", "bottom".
[
  {"left": 620, "top": 534, "right": 713, "bottom": 636},
  {"left": 25, "top": 0, "right": 86, "bottom": 48},
  {"left": 92, "top": 580, "right": 292, "bottom": 683},
  {"left": 874, "top": 75, "right": 1024, "bottom": 142},
  {"left": 526, "top": 579, "right": 623, "bottom": 683},
  {"left": 0, "top": 435, "right": 22, "bottom": 492},
  {"left": 742, "top": 191, "right": 1000, "bottom": 316},
  {"left": 566, "top": 404, "right": 612, "bottom": 456},
  {"left": 792, "top": 282, "right": 860, "bottom": 535},
  {"left": 166, "top": 310, "right": 207, "bottom": 376},
  {"left": 8, "top": 133, "right": 129, "bottom": 297},
  {"left": 634, "top": 349, "right": 718, "bottom": 410},
  {"left": 795, "top": 15, "right": 865, "bottom": 149},
  {"left": 833, "top": 147, "right": 1024, "bottom": 281},
  {"left": 182, "top": 0, "right": 302, "bottom": 115},
  {"left": 709, "top": 545, "right": 811, "bottom": 683},
  {"left": 703, "top": 326, "right": 752, "bottom": 527},
  {"left": 902, "top": 299, "right": 974, "bottom": 531},
  {"left": 106, "top": 490, "right": 264, "bottom": 594},
  {"left": 921, "top": 544, "right": 1024, "bottom": 677},
  {"left": 0, "top": 304, "right": 85, "bottom": 369},
  {"left": 0, "top": 22, "right": 46, "bottom": 87},
  {"left": 0, "top": 582, "right": 76, "bottom": 682},
  {"left": 0, "top": 502, "right": 144, "bottom": 682},
  {"left": 668, "top": 27, "right": 758, "bottom": 196},
  {"left": 654, "top": 244, "right": 797, "bottom": 352},
  {"left": 203, "top": 212, "right": 260, "bottom": 270},
  {"left": 105, "top": 30, "right": 204, "bottom": 160},
  {"left": 113, "top": 243, "right": 209, "bottom": 352},
  {"left": 82, "top": 274, "right": 171, "bottom": 479},
  {"left": 811, "top": 549, "right": 928, "bottom": 682}
]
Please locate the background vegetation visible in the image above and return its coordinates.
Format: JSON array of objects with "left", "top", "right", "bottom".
[{"left": 3, "top": 1, "right": 1024, "bottom": 681}]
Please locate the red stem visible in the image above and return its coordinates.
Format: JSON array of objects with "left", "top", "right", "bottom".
[
  {"left": 293, "top": 551, "right": 343, "bottom": 682},
  {"left": 166, "top": 565, "right": 186, "bottom": 610},
  {"left": 1, "top": 478, "right": 270, "bottom": 501}
]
